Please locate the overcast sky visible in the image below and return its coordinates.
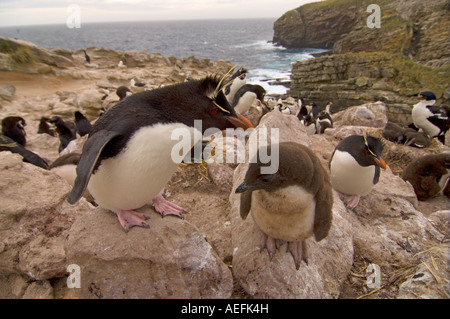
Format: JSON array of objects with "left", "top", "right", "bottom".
[{"left": 0, "top": 0, "right": 322, "bottom": 27}]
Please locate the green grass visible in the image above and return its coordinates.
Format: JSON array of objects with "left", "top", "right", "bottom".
[{"left": 8, "top": 46, "right": 35, "bottom": 65}]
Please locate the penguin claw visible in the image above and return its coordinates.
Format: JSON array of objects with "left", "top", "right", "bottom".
[
  {"left": 288, "top": 241, "right": 308, "bottom": 270},
  {"left": 116, "top": 210, "right": 150, "bottom": 232},
  {"left": 152, "top": 195, "right": 186, "bottom": 219}
]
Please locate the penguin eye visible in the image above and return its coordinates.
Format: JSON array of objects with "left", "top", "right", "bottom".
[
  {"left": 210, "top": 108, "right": 218, "bottom": 116},
  {"left": 260, "top": 175, "right": 271, "bottom": 183}
]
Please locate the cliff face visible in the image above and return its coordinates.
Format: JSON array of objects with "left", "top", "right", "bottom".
[
  {"left": 289, "top": 52, "right": 450, "bottom": 124},
  {"left": 273, "top": 0, "right": 450, "bottom": 67}
]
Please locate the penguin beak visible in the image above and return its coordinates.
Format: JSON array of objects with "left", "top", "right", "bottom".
[
  {"left": 374, "top": 157, "right": 387, "bottom": 170},
  {"left": 235, "top": 182, "right": 248, "bottom": 193},
  {"left": 226, "top": 114, "right": 253, "bottom": 130}
]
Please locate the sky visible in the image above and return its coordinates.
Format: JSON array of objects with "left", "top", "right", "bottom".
[{"left": 0, "top": 0, "right": 322, "bottom": 27}]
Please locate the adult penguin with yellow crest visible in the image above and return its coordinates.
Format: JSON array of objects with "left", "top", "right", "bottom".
[
  {"left": 67, "top": 67, "right": 252, "bottom": 231},
  {"left": 329, "top": 132, "right": 387, "bottom": 208}
]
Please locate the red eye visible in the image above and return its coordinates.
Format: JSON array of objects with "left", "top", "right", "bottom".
[{"left": 211, "top": 109, "right": 218, "bottom": 116}]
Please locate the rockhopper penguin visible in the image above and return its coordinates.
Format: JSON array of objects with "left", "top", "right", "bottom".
[
  {"left": 235, "top": 142, "right": 333, "bottom": 269},
  {"left": 329, "top": 133, "right": 387, "bottom": 208},
  {"left": 67, "top": 69, "right": 253, "bottom": 232},
  {"left": 1, "top": 116, "right": 27, "bottom": 147}
]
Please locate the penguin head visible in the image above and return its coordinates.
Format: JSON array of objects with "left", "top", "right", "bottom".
[
  {"left": 1, "top": 116, "right": 27, "bottom": 146},
  {"left": 74, "top": 111, "right": 87, "bottom": 121},
  {"left": 342, "top": 134, "right": 387, "bottom": 169},
  {"left": 418, "top": 91, "right": 436, "bottom": 101},
  {"left": 235, "top": 143, "right": 294, "bottom": 194},
  {"left": 116, "top": 86, "right": 132, "bottom": 100},
  {"left": 224, "top": 66, "right": 247, "bottom": 95},
  {"left": 235, "top": 163, "right": 288, "bottom": 194},
  {"left": 183, "top": 72, "right": 253, "bottom": 132}
]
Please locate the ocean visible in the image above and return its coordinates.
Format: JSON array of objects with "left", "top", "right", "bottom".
[{"left": 0, "top": 19, "right": 325, "bottom": 95}]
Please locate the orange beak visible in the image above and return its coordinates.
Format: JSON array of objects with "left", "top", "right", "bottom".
[
  {"left": 227, "top": 113, "right": 253, "bottom": 130},
  {"left": 374, "top": 157, "right": 387, "bottom": 170}
]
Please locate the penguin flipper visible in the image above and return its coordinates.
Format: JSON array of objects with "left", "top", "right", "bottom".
[
  {"left": 313, "top": 183, "right": 333, "bottom": 242},
  {"left": 67, "top": 130, "right": 121, "bottom": 204},
  {"left": 239, "top": 190, "right": 252, "bottom": 220}
]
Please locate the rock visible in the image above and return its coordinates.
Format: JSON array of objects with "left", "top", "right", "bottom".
[
  {"left": 65, "top": 206, "right": 233, "bottom": 299},
  {"left": 289, "top": 52, "right": 449, "bottom": 124},
  {"left": 22, "top": 280, "right": 54, "bottom": 299},
  {"left": 207, "top": 162, "right": 234, "bottom": 193},
  {"left": 0, "top": 85, "right": 16, "bottom": 101},
  {"left": 75, "top": 89, "right": 104, "bottom": 118},
  {"left": 18, "top": 235, "right": 67, "bottom": 280},
  {"left": 0, "top": 152, "right": 93, "bottom": 282},
  {"left": 397, "top": 242, "right": 449, "bottom": 299},
  {"left": 332, "top": 102, "right": 388, "bottom": 128},
  {"left": 229, "top": 111, "right": 354, "bottom": 298},
  {"left": 273, "top": 0, "right": 449, "bottom": 67}
]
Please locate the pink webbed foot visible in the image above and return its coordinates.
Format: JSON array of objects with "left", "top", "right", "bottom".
[
  {"left": 116, "top": 210, "right": 150, "bottom": 232},
  {"left": 336, "top": 191, "right": 361, "bottom": 209},
  {"left": 152, "top": 195, "right": 186, "bottom": 218},
  {"left": 345, "top": 194, "right": 361, "bottom": 209}
]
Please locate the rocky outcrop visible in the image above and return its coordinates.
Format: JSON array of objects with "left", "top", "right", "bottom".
[
  {"left": 0, "top": 152, "right": 233, "bottom": 299},
  {"left": 273, "top": 0, "right": 450, "bottom": 67},
  {"left": 289, "top": 52, "right": 450, "bottom": 124}
]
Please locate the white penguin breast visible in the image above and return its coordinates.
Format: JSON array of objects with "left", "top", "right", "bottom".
[
  {"left": 330, "top": 150, "right": 376, "bottom": 196},
  {"left": 234, "top": 92, "right": 256, "bottom": 114},
  {"left": 88, "top": 123, "right": 199, "bottom": 211},
  {"left": 251, "top": 185, "right": 316, "bottom": 242}
]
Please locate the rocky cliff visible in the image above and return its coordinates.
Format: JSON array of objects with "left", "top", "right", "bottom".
[
  {"left": 289, "top": 51, "right": 450, "bottom": 124},
  {"left": 273, "top": 0, "right": 450, "bottom": 67}
]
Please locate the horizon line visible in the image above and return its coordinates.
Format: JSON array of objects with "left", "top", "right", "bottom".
[{"left": 0, "top": 16, "right": 278, "bottom": 29}]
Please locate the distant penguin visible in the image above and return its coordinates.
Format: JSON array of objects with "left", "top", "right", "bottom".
[
  {"left": 403, "top": 128, "right": 432, "bottom": 148},
  {"left": 224, "top": 67, "right": 247, "bottom": 104},
  {"left": 67, "top": 70, "right": 253, "bottom": 232},
  {"left": 101, "top": 86, "right": 133, "bottom": 114},
  {"left": 1, "top": 116, "right": 27, "bottom": 146},
  {"left": 118, "top": 60, "right": 126, "bottom": 68},
  {"left": 329, "top": 133, "right": 387, "bottom": 208},
  {"left": 37, "top": 117, "right": 56, "bottom": 137},
  {"left": 309, "top": 102, "right": 320, "bottom": 120},
  {"left": 412, "top": 91, "right": 450, "bottom": 144},
  {"left": 297, "top": 100, "right": 309, "bottom": 123},
  {"left": 0, "top": 134, "right": 48, "bottom": 169},
  {"left": 130, "top": 78, "right": 147, "bottom": 93},
  {"left": 231, "top": 84, "right": 266, "bottom": 115},
  {"left": 83, "top": 50, "right": 91, "bottom": 64},
  {"left": 402, "top": 153, "right": 450, "bottom": 201},
  {"left": 50, "top": 116, "right": 77, "bottom": 153},
  {"left": 315, "top": 102, "right": 333, "bottom": 135},
  {"left": 235, "top": 142, "right": 333, "bottom": 269},
  {"left": 74, "top": 111, "right": 92, "bottom": 137},
  {"left": 383, "top": 122, "right": 407, "bottom": 144}
]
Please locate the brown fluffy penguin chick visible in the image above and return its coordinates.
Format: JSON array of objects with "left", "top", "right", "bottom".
[
  {"left": 235, "top": 142, "right": 333, "bottom": 269},
  {"left": 402, "top": 153, "right": 450, "bottom": 201}
]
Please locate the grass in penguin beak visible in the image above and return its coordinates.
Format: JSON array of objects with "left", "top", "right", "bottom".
[{"left": 226, "top": 113, "right": 253, "bottom": 130}]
